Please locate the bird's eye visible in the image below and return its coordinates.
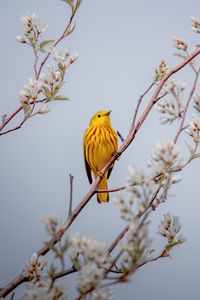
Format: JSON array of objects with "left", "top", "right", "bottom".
[{"left": 98, "top": 114, "right": 101, "bottom": 118}]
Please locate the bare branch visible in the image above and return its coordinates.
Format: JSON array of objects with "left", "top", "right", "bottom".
[
  {"left": 68, "top": 174, "right": 74, "bottom": 217},
  {"left": 131, "top": 82, "right": 155, "bottom": 130},
  {"left": 0, "top": 99, "right": 46, "bottom": 136},
  {"left": 174, "top": 67, "right": 200, "bottom": 144}
]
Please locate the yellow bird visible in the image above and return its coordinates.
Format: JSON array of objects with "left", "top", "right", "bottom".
[{"left": 83, "top": 110, "right": 118, "bottom": 203}]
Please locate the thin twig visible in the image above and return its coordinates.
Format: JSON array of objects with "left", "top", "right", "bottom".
[
  {"left": 36, "top": 11, "right": 76, "bottom": 80},
  {"left": 68, "top": 174, "right": 74, "bottom": 216},
  {"left": 95, "top": 186, "right": 126, "bottom": 194},
  {"left": 33, "top": 48, "right": 39, "bottom": 79},
  {"left": 106, "top": 249, "right": 123, "bottom": 275},
  {"left": 174, "top": 67, "right": 200, "bottom": 144},
  {"left": 53, "top": 266, "right": 76, "bottom": 280},
  {"left": 137, "top": 251, "right": 169, "bottom": 269},
  {"left": 131, "top": 82, "right": 155, "bottom": 131},
  {"left": 0, "top": 99, "right": 46, "bottom": 136}
]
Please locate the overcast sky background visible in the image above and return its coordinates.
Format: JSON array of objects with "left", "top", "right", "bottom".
[{"left": 0, "top": 0, "right": 200, "bottom": 299}]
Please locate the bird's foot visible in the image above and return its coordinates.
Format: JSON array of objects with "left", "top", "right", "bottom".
[
  {"left": 97, "top": 171, "right": 104, "bottom": 178},
  {"left": 112, "top": 151, "right": 120, "bottom": 160}
]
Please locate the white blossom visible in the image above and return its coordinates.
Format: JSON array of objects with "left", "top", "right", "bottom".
[
  {"left": 149, "top": 141, "right": 182, "bottom": 186},
  {"left": 77, "top": 262, "right": 104, "bottom": 294},
  {"left": 40, "top": 65, "right": 64, "bottom": 93},
  {"left": 70, "top": 51, "right": 79, "bottom": 64},
  {"left": 19, "top": 79, "right": 43, "bottom": 102},
  {"left": 172, "top": 37, "right": 188, "bottom": 51},
  {"left": 186, "top": 114, "right": 200, "bottom": 143},
  {"left": 154, "top": 60, "right": 169, "bottom": 82},
  {"left": 22, "top": 284, "right": 68, "bottom": 300},
  {"left": 20, "top": 12, "right": 47, "bottom": 35},
  {"left": 93, "top": 288, "right": 114, "bottom": 300},
  {"left": 67, "top": 234, "right": 109, "bottom": 265},
  {"left": 41, "top": 216, "right": 59, "bottom": 236},
  {"left": 38, "top": 105, "right": 50, "bottom": 114},
  {"left": 16, "top": 35, "right": 26, "bottom": 43},
  {"left": 194, "top": 94, "right": 200, "bottom": 112},
  {"left": 52, "top": 47, "right": 69, "bottom": 69},
  {"left": 24, "top": 253, "right": 46, "bottom": 283},
  {"left": 157, "top": 213, "right": 186, "bottom": 244},
  {"left": 127, "top": 166, "right": 144, "bottom": 186},
  {"left": 157, "top": 98, "right": 180, "bottom": 124},
  {"left": 121, "top": 220, "right": 152, "bottom": 273},
  {"left": 113, "top": 196, "right": 134, "bottom": 222},
  {"left": 190, "top": 16, "right": 200, "bottom": 33}
]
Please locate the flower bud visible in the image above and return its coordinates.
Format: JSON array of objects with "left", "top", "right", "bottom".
[
  {"left": 16, "top": 35, "right": 26, "bottom": 43},
  {"left": 38, "top": 105, "right": 50, "bottom": 114}
]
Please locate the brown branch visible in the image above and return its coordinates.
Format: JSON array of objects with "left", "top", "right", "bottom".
[
  {"left": 1, "top": 48, "right": 200, "bottom": 299},
  {"left": 36, "top": 11, "right": 76, "bottom": 80},
  {"left": 68, "top": 174, "right": 74, "bottom": 217},
  {"left": 174, "top": 66, "right": 200, "bottom": 144},
  {"left": 33, "top": 48, "right": 39, "bottom": 79},
  {"left": 95, "top": 186, "right": 126, "bottom": 194},
  {"left": 131, "top": 82, "right": 155, "bottom": 130},
  {"left": 0, "top": 99, "right": 45, "bottom": 136},
  {"left": 53, "top": 266, "right": 77, "bottom": 280},
  {"left": 137, "top": 251, "right": 169, "bottom": 269}
]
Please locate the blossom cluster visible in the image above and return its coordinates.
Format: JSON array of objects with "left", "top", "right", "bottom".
[
  {"left": 157, "top": 79, "right": 186, "bottom": 124},
  {"left": 17, "top": 12, "right": 79, "bottom": 120},
  {"left": 149, "top": 141, "right": 182, "bottom": 187},
  {"left": 121, "top": 220, "right": 152, "bottom": 275},
  {"left": 66, "top": 234, "right": 109, "bottom": 294},
  {"left": 42, "top": 216, "right": 59, "bottom": 237},
  {"left": 126, "top": 167, "right": 155, "bottom": 214},
  {"left": 52, "top": 46, "right": 79, "bottom": 69},
  {"left": 17, "top": 12, "right": 47, "bottom": 47},
  {"left": 157, "top": 213, "right": 186, "bottom": 245},
  {"left": 22, "top": 283, "right": 68, "bottom": 300},
  {"left": 173, "top": 37, "right": 188, "bottom": 51},
  {"left": 190, "top": 16, "right": 200, "bottom": 33},
  {"left": 194, "top": 94, "right": 200, "bottom": 112},
  {"left": 19, "top": 79, "right": 43, "bottom": 103},
  {"left": 153, "top": 59, "right": 169, "bottom": 82},
  {"left": 186, "top": 114, "right": 200, "bottom": 143},
  {"left": 93, "top": 288, "right": 114, "bottom": 300},
  {"left": 24, "top": 253, "right": 46, "bottom": 285}
]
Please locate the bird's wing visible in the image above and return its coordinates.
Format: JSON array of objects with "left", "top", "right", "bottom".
[
  {"left": 83, "top": 142, "right": 92, "bottom": 184},
  {"left": 107, "top": 164, "right": 113, "bottom": 180}
]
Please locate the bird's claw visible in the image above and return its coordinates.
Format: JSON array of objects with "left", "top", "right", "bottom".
[
  {"left": 97, "top": 171, "right": 104, "bottom": 178},
  {"left": 112, "top": 151, "right": 120, "bottom": 160}
]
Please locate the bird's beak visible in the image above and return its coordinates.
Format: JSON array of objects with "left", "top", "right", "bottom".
[{"left": 106, "top": 110, "right": 112, "bottom": 116}]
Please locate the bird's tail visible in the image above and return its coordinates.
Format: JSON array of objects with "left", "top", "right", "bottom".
[{"left": 96, "top": 174, "right": 109, "bottom": 203}]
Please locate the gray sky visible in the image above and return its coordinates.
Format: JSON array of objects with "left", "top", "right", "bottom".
[{"left": 0, "top": 0, "right": 200, "bottom": 299}]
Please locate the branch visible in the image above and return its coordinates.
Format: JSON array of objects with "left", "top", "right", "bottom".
[
  {"left": 0, "top": 8, "right": 77, "bottom": 135},
  {"left": 132, "top": 82, "right": 155, "bottom": 129},
  {"left": 1, "top": 48, "right": 200, "bottom": 299},
  {"left": 174, "top": 66, "right": 200, "bottom": 144},
  {"left": 0, "top": 99, "right": 46, "bottom": 136},
  {"left": 68, "top": 174, "right": 74, "bottom": 217}
]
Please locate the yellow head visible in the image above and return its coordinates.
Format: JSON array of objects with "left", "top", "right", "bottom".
[{"left": 89, "top": 110, "right": 112, "bottom": 127}]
